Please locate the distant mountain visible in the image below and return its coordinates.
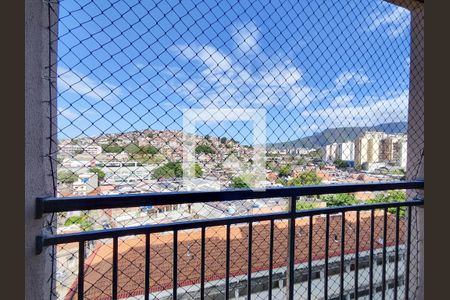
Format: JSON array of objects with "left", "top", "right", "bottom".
[{"left": 269, "top": 122, "right": 407, "bottom": 150}]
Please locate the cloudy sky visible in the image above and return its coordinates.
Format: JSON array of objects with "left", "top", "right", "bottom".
[{"left": 57, "top": 0, "right": 411, "bottom": 144}]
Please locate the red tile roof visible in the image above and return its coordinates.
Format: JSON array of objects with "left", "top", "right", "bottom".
[{"left": 65, "top": 211, "right": 404, "bottom": 300}]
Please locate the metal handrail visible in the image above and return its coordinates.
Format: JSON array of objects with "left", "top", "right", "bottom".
[{"left": 36, "top": 180, "right": 424, "bottom": 217}]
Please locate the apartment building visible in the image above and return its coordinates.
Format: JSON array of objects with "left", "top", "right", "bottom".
[
  {"left": 72, "top": 173, "right": 98, "bottom": 196},
  {"left": 60, "top": 144, "right": 103, "bottom": 156},
  {"left": 323, "top": 142, "right": 355, "bottom": 163},
  {"left": 355, "top": 132, "right": 407, "bottom": 170}
]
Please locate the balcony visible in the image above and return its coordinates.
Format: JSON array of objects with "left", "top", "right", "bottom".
[
  {"left": 25, "top": 0, "right": 424, "bottom": 299},
  {"left": 36, "top": 181, "right": 423, "bottom": 300}
]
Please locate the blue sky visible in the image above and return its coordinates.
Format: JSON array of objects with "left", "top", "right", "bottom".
[{"left": 57, "top": 0, "right": 411, "bottom": 144}]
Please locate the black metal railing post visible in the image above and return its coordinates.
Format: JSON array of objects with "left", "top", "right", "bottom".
[
  {"left": 112, "top": 237, "right": 118, "bottom": 300},
  {"left": 369, "top": 209, "right": 375, "bottom": 300},
  {"left": 307, "top": 216, "right": 313, "bottom": 300},
  {"left": 78, "top": 241, "right": 85, "bottom": 300},
  {"left": 324, "top": 214, "right": 329, "bottom": 300},
  {"left": 268, "top": 220, "right": 274, "bottom": 300},
  {"left": 173, "top": 230, "right": 178, "bottom": 300},
  {"left": 247, "top": 222, "right": 253, "bottom": 300},
  {"left": 226, "top": 224, "right": 231, "bottom": 300},
  {"left": 340, "top": 212, "right": 346, "bottom": 300},
  {"left": 287, "top": 196, "right": 296, "bottom": 300},
  {"left": 382, "top": 208, "right": 387, "bottom": 300},
  {"left": 200, "top": 227, "right": 205, "bottom": 300},
  {"left": 144, "top": 233, "right": 150, "bottom": 300},
  {"left": 355, "top": 210, "right": 360, "bottom": 300}
]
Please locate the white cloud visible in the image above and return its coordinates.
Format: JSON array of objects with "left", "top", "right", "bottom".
[
  {"left": 302, "top": 92, "right": 409, "bottom": 128},
  {"left": 232, "top": 22, "right": 260, "bottom": 53},
  {"left": 58, "top": 67, "right": 122, "bottom": 102},
  {"left": 174, "top": 45, "right": 232, "bottom": 77},
  {"left": 368, "top": 6, "right": 410, "bottom": 38},
  {"left": 331, "top": 95, "right": 354, "bottom": 107},
  {"left": 58, "top": 107, "right": 79, "bottom": 121},
  {"left": 261, "top": 65, "right": 302, "bottom": 87},
  {"left": 334, "top": 71, "right": 369, "bottom": 88},
  {"left": 169, "top": 43, "right": 310, "bottom": 109}
]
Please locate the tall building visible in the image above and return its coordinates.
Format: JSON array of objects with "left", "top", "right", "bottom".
[
  {"left": 393, "top": 137, "right": 408, "bottom": 169},
  {"left": 323, "top": 143, "right": 338, "bottom": 162},
  {"left": 355, "top": 132, "right": 407, "bottom": 169},
  {"left": 354, "top": 131, "right": 386, "bottom": 167},
  {"left": 336, "top": 141, "right": 355, "bottom": 161}
]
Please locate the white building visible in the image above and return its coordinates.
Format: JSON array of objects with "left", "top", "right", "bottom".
[
  {"left": 337, "top": 141, "right": 355, "bottom": 161},
  {"left": 324, "top": 142, "right": 355, "bottom": 162},
  {"left": 355, "top": 132, "right": 407, "bottom": 169},
  {"left": 72, "top": 173, "right": 98, "bottom": 196},
  {"left": 60, "top": 144, "right": 102, "bottom": 156},
  {"left": 354, "top": 132, "right": 386, "bottom": 168},
  {"left": 323, "top": 143, "right": 339, "bottom": 162}
]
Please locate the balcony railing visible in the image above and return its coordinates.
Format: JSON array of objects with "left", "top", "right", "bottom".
[{"left": 36, "top": 181, "right": 424, "bottom": 300}]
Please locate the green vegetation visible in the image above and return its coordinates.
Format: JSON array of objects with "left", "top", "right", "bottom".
[
  {"left": 64, "top": 214, "right": 93, "bottom": 231},
  {"left": 195, "top": 144, "right": 216, "bottom": 155},
  {"left": 57, "top": 170, "right": 78, "bottom": 184},
  {"left": 124, "top": 143, "right": 141, "bottom": 155},
  {"left": 152, "top": 161, "right": 183, "bottom": 179},
  {"left": 230, "top": 176, "right": 250, "bottom": 188},
  {"left": 286, "top": 170, "right": 322, "bottom": 186},
  {"left": 89, "top": 167, "right": 105, "bottom": 181},
  {"left": 380, "top": 168, "right": 405, "bottom": 176},
  {"left": 334, "top": 159, "right": 349, "bottom": 169},
  {"left": 275, "top": 178, "right": 287, "bottom": 186},
  {"left": 367, "top": 190, "right": 407, "bottom": 216},
  {"left": 307, "top": 149, "right": 323, "bottom": 160},
  {"left": 102, "top": 143, "right": 123, "bottom": 153},
  {"left": 296, "top": 201, "right": 320, "bottom": 210},
  {"left": 144, "top": 145, "right": 159, "bottom": 156},
  {"left": 193, "top": 163, "right": 203, "bottom": 178},
  {"left": 278, "top": 165, "right": 292, "bottom": 177},
  {"left": 322, "top": 193, "right": 358, "bottom": 207},
  {"left": 297, "top": 157, "right": 307, "bottom": 166}
]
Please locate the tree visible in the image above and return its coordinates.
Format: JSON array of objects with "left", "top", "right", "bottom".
[
  {"left": 286, "top": 170, "right": 322, "bottom": 186},
  {"left": 308, "top": 149, "right": 324, "bottom": 160},
  {"left": 367, "top": 190, "right": 407, "bottom": 216},
  {"left": 64, "top": 213, "right": 93, "bottom": 231},
  {"left": 297, "top": 157, "right": 307, "bottom": 166},
  {"left": 230, "top": 176, "right": 250, "bottom": 188},
  {"left": 102, "top": 143, "right": 123, "bottom": 153},
  {"left": 195, "top": 144, "right": 216, "bottom": 155},
  {"left": 220, "top": 137, "right": 227, "bottom": 144},
  {"left": 275, "top": 178, "right": 287, "bottom": 186},
  {"left": 296, "top": 201, "right": 320, "bottom": 210},
  {"left": 152, "top": 161, "right": 183, "bottom": 180},
  {"left": 147, "top": 133, "right": 154, "bottom": 138},
  {"left": 58, "top": 170, "right": 78, "bottom": 184},
  {"left": 278, "top": 164, "right": 292, "bottom": 177},
  {"left": 193, "top": 163, "right": 203, "bottom": 178},
  {"left": 144, "top": 145, "right": 159, "bottom": 156},
  {"left": 334, "top": 159, "right": 349, "bottom": 169},
  {"left": 124, "top": 143, "right": 142, "bottom": 155},
  {"left": 89, "top": 167, "right": 105, "bottom": 181},
  {"left": 322, "top": 193, "right": 358, "bottom": 207}
]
